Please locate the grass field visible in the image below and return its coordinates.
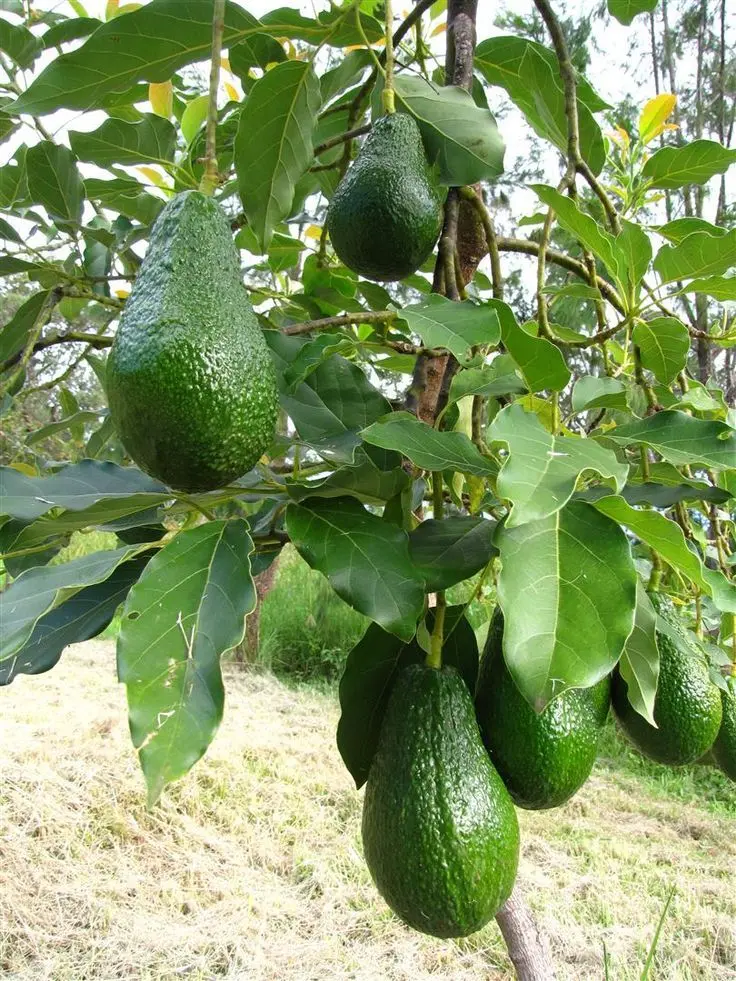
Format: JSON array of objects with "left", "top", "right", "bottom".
[{"left": 1, "top": 635, "right": 734, "bottom": 981}]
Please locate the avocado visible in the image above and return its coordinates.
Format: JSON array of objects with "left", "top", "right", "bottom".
[
  {"left": 476, "top": 608, "right": 611, "bottom": 810},
  {"left": 326, "top": 113, "right": 444, "bottom": 282},
  {"left": 612, "top": 593, "right": 722, "bottom": 765},
  {"left": 107, "top": 190, "right": 278, "bottom": 492},
  {"left": 361, "top": 663, "right": 519, "bottom": 938},
  {"left": 712, "top": 683, "right": 736, "bottom": 781}
]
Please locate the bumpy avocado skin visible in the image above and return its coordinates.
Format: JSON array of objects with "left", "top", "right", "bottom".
[
  {"left": 612, "top": 594, "right": 722, "bottom": 766},
  {"left": 326, "top": 113, "right": 444, "bottom": 282},
  {"left": 361, "top": 664, "right": 519, "bottom": 939},
  {"left": 107, "top": 191, "right": 278, "bottom": 492},
  {"left": 712, "top": 685, "right": 736, "bottom": 781},
  {"left": 476, "top": 608, "right": 611, "bottom": 810}
]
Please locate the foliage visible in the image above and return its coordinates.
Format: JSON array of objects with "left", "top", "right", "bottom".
[{"left": 0, "top": 0, "right": 734, "bottom": 840}]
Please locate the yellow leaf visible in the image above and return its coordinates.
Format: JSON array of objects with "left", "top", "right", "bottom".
[
  {"left": 104, "top": 0, "right": 118, "bottom": 17},
  {"left": 430, "top": 22, "right": 447, "bottom": 36},
  {"left": 224, "top": 82, "right": 240, "bottom": 103},
  {"left": 148, "top": 81, "right": 173, "bottom": 118},
  {"left": 9, "top": 461, "right": 38, "bottom": 476},
  {"left": 137, "top": 166, "right": 169, "bottom": 189},
  {"left": 116, "top": 2, "right": 142, "bottom": 13},
  {"left": 220, "top": 57, "right": 231, "bottom": 73},
  {"left": 304, "top": 225, "right": 323, "bottom": 240},
  {"left": 114, "top": 289, "right": 130, "bottom": 299},
  {"left": 180, "top": 94, "right": 210, "bottom": 144},
  {"left": 639, "top": 93, "right": 677, "bottom": 144}
]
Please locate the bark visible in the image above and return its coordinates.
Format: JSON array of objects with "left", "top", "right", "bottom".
[
  {"left": 233, "top": 556, "right": 279, "bottom": 665},
  {"left": 497, "top": 885, "right": 557, "bottom": 981}
]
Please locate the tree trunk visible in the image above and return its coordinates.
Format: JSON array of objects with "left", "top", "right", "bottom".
[
  {"left": 233, "top": 557, "right": 279, "bottom": 665},
  {"left": 496, "top": 885, "right": 557, "bottom": 981}
]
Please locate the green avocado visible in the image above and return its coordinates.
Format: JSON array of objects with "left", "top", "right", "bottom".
[
  {"left": 612, "top": 593, "right": 722, "bottom": 765},
  {"left": 107, "top": 190, "right": 278, "bottom": 492},
  {"left": 361, "top": 663, "right": 519, "bottom": 939},
  {"left": 326, "top": 113, "right": 444, "bottom": 282},
  {"left": 712, "top": 683, "right": 736, "bottom": 781},
  {"left": 476, "top": 608, "right": 611, "bottom": 810}
]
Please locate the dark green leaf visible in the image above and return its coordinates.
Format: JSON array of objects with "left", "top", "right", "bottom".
[
  {"left": 606, "top": 411, "right": 736, "bottom": 469},
  {"left": 26, "top": 141, "right": 84, "bottom": 227},
  {"left": 282, "top": 333, "right": 356, "bottom": 390},
  {"left": 228, "top": 33, "right": 285, "bottom": 79},
  {"left": 84, "top": 176, "right": 163, "bottom": 225},
  {"left": 447, "top": 360, "right": 526, "bottom": 406},
  {"left": 409, "top": 516, "right": 497, "bottom": 591},
  {"left": 0, "top": 215, "right": 23, "bottom": 244},
  {"left": 320, "top": 48, "right": 372, "bottom": 104},
  {"left": 0, "top": 17, "right": 42, "bottom": 68},
  {"left": 25, "top": 410, "right": 102, "bottom": 446},
  {"left": 493, "top": 299, "right": 571, "bottom": 392},
  {"left": 285, "top": 495, "right": 424, "bottom": 641},
  {"left": 287, "top": 450, "right": 409, "bottom": 505},
  {"left": 393, "top": 75, "right": 505, "bottom": 185},
  {"left": 497, "top": 500, "right": 637, "bottom": 709},
  {"left": 632, "top": 317, "right": 689, "bottom": 384},
  {"left": 619, "top": 582, "right": 659, "bottom": 725},
  {"left": 0, "top": 290, "right": 53, "bottom": 366},
  {"left": 643, "top": 139, "right": 736, "bottom": 189},
  {"left": 235, "top": 60, "right": 320, "bottom": 252},
  {"left": 0, "top": 160, "right": 27, "bottom": 209},
  {"left": 117, "top": 520, "right": 256, "bottom": 805},
  {"left": 399, "top": 295, "right": 500, "bottom": 361},
  {"left": 259, "top": 6, "right": 383, "bottom": 46},
  {"left": 69, "top": 113, "right": 177, "bottom": 167},
  {"left": 42, "top": 16, "right": 101, "bottom": 48}
]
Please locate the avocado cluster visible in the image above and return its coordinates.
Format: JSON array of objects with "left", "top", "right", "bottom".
[
  {"left": 107, "top": 190, "right": 278, "bottom": 493},
  {"left": 326, "top": 112, "right": 444, "bottom": 282}
]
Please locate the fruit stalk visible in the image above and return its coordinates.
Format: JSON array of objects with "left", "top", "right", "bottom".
[
  {"left": 382, "top": 0, "right": 395, "bottom": 114},
  {"left": 200, "top": 0, "right": 226, "bottom": 196}
]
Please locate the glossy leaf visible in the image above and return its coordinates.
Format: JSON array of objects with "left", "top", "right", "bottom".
[
  {"left": 117, "top": 520, "right": 256, "bottom": 804},
  {"left": 608, "top": 0, "right": 659, "bottom": 25},
  {"left": 235, "top": 60, "right": 320, "bottom": 251},
  {"left": 619, "top": 582, "right": 659, "bottom": 726},
  {"left": 408, "top": 516, "right": 496, "bottom": 591},
  {"left": 616, "top": 220, "right": 652, "bottom": 293},
  {"left": 654, "top": 229, "right": 736, "bottom": 283},
  {"left": 69, "top": 113, "right": 177, "bottom": 167},
  {"left": 25, "top": 141, "right": 84, "bottom": 227},
  {"left": 632, "top": 317, "right": 689, "bottom": 384},
  {"left": 493, "top": 299, "right": 571, "bottom": 392},
  {"left": 607, "top": 411, "right": 736, "bottom": 469},
  {"left": 497, "top": 501, "right": 637, "bottom": 710},
  {"left": 286, "top": 496, "right": 424, "bottom": 641},
  {"left": 643, "top": 140, "right": 736, "bottom": 190},
  {"left": 399, "top": 295, "right": 500, "bottom": 361},
  {"left": 361, "top": 411, "right": 496, "bottom": 477},
  {"left": 282, "top": 333, "right": 356, "bottom": 390},
  {"left": 287, "top": 450, "right": 409, "bottom": 506},
  {"left": 393, "top": 74, "right": 505, "bottom": 186},
  {"left": 489, "top": 403, "right": 628, "bottom": 526},
  {"left": 336, "top": 607, "right": 478, "bottom": 787}
]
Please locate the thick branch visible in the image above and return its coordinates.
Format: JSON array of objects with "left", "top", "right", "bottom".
[{"left": 497, "top": 885, "right": 557, "bottom": 981}]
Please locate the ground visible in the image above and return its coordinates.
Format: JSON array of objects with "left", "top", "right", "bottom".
[{"left": 0, "top": 641, "right": 734, "bottom": 981}]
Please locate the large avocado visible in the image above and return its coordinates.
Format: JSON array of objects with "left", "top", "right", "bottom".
[
  {"left": 612, "top": 593, "right": 722, "bottom": 765},
  {"left": 712, "top": 683, "right": 736, "bottom": 781},
  {"left": 326, "top": 113, "right": 444, "bottom": 282},
  {"left": 476, "top": 608, "right": 611, "bottom": 810},
  {"left": 361, "top": 663, "right": 519, "bottom": 939},
  {"left": 107, "top": 191, "right": 278, "bottom": 492}
]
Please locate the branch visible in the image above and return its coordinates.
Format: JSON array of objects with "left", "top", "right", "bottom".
[
  {"left": 313, "top": 123, "right": 372, "bottom": 157},
  {"left": 497, "top": 884, "right": 557, "bottom": 981},
  {"left": 283, "top": 311, "right": 397, "bottom": 335},
  {"left": 200, "top": 0, "right": 225, "bottom": 195}
]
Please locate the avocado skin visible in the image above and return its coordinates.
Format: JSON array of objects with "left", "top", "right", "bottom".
[
  {"left": 107, "top": 190, "right": 278, "bottom": 492},
  {"left": 612, "top": 594, "right": 722, "bottom": 766},
  {"left": 326, "top": 113, "right": 444, "bottom": 282},
  {"left": 476, "top": 608, "right": 610, "bottom": 810},
  {"left": 361, "top": 663, "right": 519, "bottom": 939},
  {"left": 712, "top": 685, "right": 736, "bottom": 781}
]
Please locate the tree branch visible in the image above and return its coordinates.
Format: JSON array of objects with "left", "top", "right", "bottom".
[
  {"left": 283, "top": 311, "right": 397, "bottom": 336},
  {"left": 313, "top": 123, "right": 372, "bottom": 157},
  {"left": 497, "top": 884, "right": 557, "bottom": 981},
  {"left": 200, "top": 0, "right": 226, "bottom": 195}
]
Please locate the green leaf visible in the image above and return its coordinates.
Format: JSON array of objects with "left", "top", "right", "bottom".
[
  {"left": 0, "top": 216, "right": 23, "bottom": 244},
  {"left": 361, "top": 411, "right": 496, "bottom": 477},
  {"left": 643, "top": 140, "right": 736, "bottom": 190},
  {"left": 84, "top": 176, "right": 163, "bottom": 226},
  {"left": 619, "top": 582, "right": 660, "bottom": 726},
  {"left": 282, "top": 333, "right": 356, "bottom": 390},
  {"left": 447, "top": 360, "right": 526, "bottom": 407},
  {"left": 608, "top": 0, "right": 659, "bottom": 25},
  {"left": 399, "top": 295, "right": 500, "bottom": 361},
  {"left": 475, "top": 36, "right": 605, "bottom": 174},
  {"left": 497, "top": 500, "right": 637, "bottom": 710},
  {"left": 266, "top": 233, "right": 306, "bottom": 273},
  {"left": 656, "top": 217, "right": 725, "bottom": 243},
  {"left": 592, "top": 495, "right": 736, "bottom": 613},
  {"left": 679, "top": 276, "right": 736, "bottom": 301},
  {"left": 265, "top": 332, "right": 392, "bottom": 464},
  {"left": 117, "top": 520, "right": 256, "bottom": 805},
  {"left": 0, "top": 290, "right": 53, "bottom": 366},
  {"left": 41, "top": 16, "right": 102, "bottom": 48},
  {"left": 616, "top": 220, "right": 652, "bottom": 293},
  {"left": 285, "top": 496, "right": 424, "bottom": 641},
  {"left": 0, "top": 544, "right": 150, "bottom": 664},
  {"left": 632, "top": 317, "right": 689, "bottom": 384},
  {"left": 235, "top": 60, "right": 320, "bottom": 252},
  {"left": 606, "top": 411, "right": 736, "bottom": 470},
  {"left": 69, "top": 113, "right": 176, "bottom": 167},
  {"left": 572, "top": 375, "right": 628, "bottom": 413},
  {"left": 532, "top": 184, "right": 625, "bottom": 286},
  {"left": 228, "top": 34, "right": 286, "bottom": 79},
  {"left": 0, "top": 552, "right": 151, "bottom": 686},
  {"left": 489, "top": 402, "right": 628, "bottom": 526},
  {"left": 0, "top": 159, "right": 26, "bottom": 209},
  {"left": 654, "top": 229, "right": 736, "bottom": 283},
  {"left": 494, "top": 299, "right": 571, "bottom": 393},
  {"left": 0, "top": 460, "right": 169, "bottom": 521},
  {"left": 336, "top": 607, "right": 477, "bottom": 788},
  {"left": 180, "top": 94, "right": 210, "bottom": 144},
  {"left": 408, "top": 516, "right": 496, "bottom": 591},
  {"left": 259, "top": 6, "right": 383, "bottom": 47},
  {"left": 320, "top": 48, "right": 372, "bottom": 104},
  {"left": 287, "top": 450, "right": 409, "bottom": 506},
  {"left": 25, "top": 141, "right": 84, "bottom": 227},
  {"left": 0, "top": 17, "right": 43, "bottom": 68},
  {"left": 393, "top": 74, "right": 505, "bottom": 186},
  {"left": 25, "top": 410, "right": 102, "bottom": 446}
]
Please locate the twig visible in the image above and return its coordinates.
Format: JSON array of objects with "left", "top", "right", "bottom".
[
  {"left": 313, "top": 124, "right": 372, "bottom": 157},
  {"left": 383, "top": 0, "right": 396, "bottom": 114},
  {"left": 1, "top": 289, "right": 62, "bottom": 396},
  {"left": 283, "top": 310, "right": 397, "bottom": 335},
  {"left": 200, "top": 0, "right": 226, "bottom": 195}
]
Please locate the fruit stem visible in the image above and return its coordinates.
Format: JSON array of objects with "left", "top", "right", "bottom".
[
  {"left": 648, "top": 550, "right": 663, "bottom": 592},
  {"left": 200, "top": 0, "right": 226, "bottom": 196},
  {"left": 382, "top": 0, "right": 396, "bottom": 114},
  {"left": 426, "top": 470, "right": 445, "bottom": 670}
]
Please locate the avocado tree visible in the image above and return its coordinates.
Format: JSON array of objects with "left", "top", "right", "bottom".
[{"left": 1, "top": 1, "right": 735, "bottom": 977}]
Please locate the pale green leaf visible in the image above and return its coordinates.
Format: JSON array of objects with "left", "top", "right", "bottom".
[
  {"left": 608, "top": 0, "right": 659, "bottom": 25},
  {"left": 643, "top": 140, "right": 736, "bottom": 190},
  {"left": 619, "top": 582, "right": 660, "bottom": 726},
  {"left": 632, "top": 317, "right": 689, "bottom": 384},
  {"left": 607, "top": 411, "right": 736, "bottom": 470},
  {"left": 678, "top": 276, "right": 736, "bottom": 301},
  {"left": 399, "top": 295, "right": 500, "bottom": 361},
  {"left": 572, "top": 376, "right": 628, "bottom": 413},
  {"left": 69, "top": 113, "right": 176, "bottom": 167},
  {"left": 654, "top": 229, "right": 736, "bottom": 283}
]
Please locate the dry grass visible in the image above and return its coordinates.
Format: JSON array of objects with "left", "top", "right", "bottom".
[{"left": 0, "top": 641, "right": 734, "bottom": 981}]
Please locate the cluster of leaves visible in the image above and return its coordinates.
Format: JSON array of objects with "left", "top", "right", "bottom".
[{"left": 0, "top": 0, "right": 734, "bottom": 803}]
